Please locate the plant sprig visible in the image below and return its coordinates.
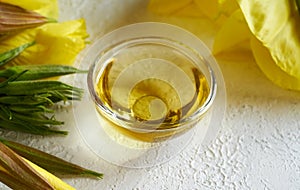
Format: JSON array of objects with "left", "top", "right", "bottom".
[
  {"left": 0, "top": 2, "right": 103, "bottom": 189},
  {"left": 0, "top": 43, "right": 85, "bottom": 135},
  {"left": 0, "top": 42, "right": 34, "bottom": 67}
]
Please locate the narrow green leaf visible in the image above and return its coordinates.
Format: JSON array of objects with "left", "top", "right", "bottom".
[
  {"left": 0, "top": 120, "right": 68, "bottom": 135},
  {"left": 0, "top": 81, "right": 80, "bottom": 136},
  {"left": 0, "top": 138, "right": 104, "bottom": 179},
  {"left": 0, "top": 105, "right": 67, "bottom": 135},
  {"left": 0, "top": 65, "right": 87, "bottom": 81},
  {"left": 0, "top": 95, "right": 54, "bottom": 106},
  {"left": 0, "top": 42, "right": 34, "bottom": 66},
  {"left": 0, "top": 105, "right": 12, "bottom": 120},
  {"left": 0, "top": 104, "right": 60, "bottom": 125},
  {"left": 12, "top": 112, "right": 64, "bottom": 125},
  {"left": 9, "top": 105, "right": 54, "bottom": 113},
  {"left": 0, "top": 80, "right": 82, "bottom": 98},
  {"left": 0, "top": 70, "right": 27, "bottom": 88}
]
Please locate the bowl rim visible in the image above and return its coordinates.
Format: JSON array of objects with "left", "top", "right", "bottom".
[{"left": 86, "top": 22, "right": 218, "bottom": 133}]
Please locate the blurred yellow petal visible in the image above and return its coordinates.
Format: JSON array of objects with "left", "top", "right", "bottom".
[
  {"left": 0, "top": 30, "right": 36, "bottom": 54},
  {"left": 196, "top": 0, "right": 239, "bottom": 20},
  {"left": 251, "top": 36, "right": 300, "bottom": 91},
  {"left": 213, "top": 40, "right": 253, "bottom": 61},
  {"left": 148, "top": 0, "right": 235, "bottom": 19},
  {"left": 238, "top": 0, "right": 300, "bottom": 86},
  {"left": 174, "top": 2, "right": 205, "bottom": 17},
  {"left": 237, "top": 0, "right": 290, "bottom": 43},
  {"left": 0, "top": 0, "right": 58, "bottom": 19},
  {"left": 218, "top": 0, "right": 239, "bottom": 16},
  {"left": 213, "top": 10, "right": 252, "bottom": 60},
  {"left": 148, "top": 0, "right": 192, "bottom": 15},
  {"left": 268, "top": 15, "right": 300, "bottom": 78},
  {"left": 0, "top": 19, "right": 88, "bottom": 66},
  {"left": 194, "top": 0, "right": 219, "bottom": 19},
  {"left": 148, "top": 0, "right": 239, "bottom": 28}
]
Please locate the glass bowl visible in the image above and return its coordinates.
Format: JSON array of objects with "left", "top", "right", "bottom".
[{"left": 73, "top": 22, "right": 226, "bottom": 168}]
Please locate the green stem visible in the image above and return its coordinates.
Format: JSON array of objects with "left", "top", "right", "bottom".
[
  {"left": 0, "top": 138, "right": 103, "bottom": 179},
  {"left": 0, "top": 42, "right": 34, "bottom": 66}
]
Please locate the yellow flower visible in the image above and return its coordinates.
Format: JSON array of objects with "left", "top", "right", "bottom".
[
  {"left": 149, "top": 0, "right": 300, "bottom": 91},
  {"left": 0, "top": 0, "right": 88, "bottom": 66},
  {"left": 0, "top": 0, "right": 58, "bottom": 19},
  {"left": 237, "top": 0, "right": 300, "bottom": 90},
  {"left": 212, "top": 9, "right": 252, "bottom": 60},
  {"left": 213, "top": 0, "right": 300, "bottom": 90},
  {"left": 148, "top": 0, "right": 238, "bottom": 20},
  {"left": 251, "top": 36, "right": 300, "bottom": 90},
  {"left": 0, "top": 19, "right": 88, "bottom": 66}
]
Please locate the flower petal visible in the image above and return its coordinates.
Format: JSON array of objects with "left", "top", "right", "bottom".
[
  {"left": 0, "top": 19, "right": 88, "bottom": 66},
  {"left": 0, "top": 0, "right": 58, "bottom": 19},
  {"left": 173, "top": 2, "right": 206, "bottom": 17},
  {"left": 237, "top": 0, "right": 290, "bottom": 43},
  {"left": 238, "top": 0, "right": 300, "bottom": 85},
  {"left": 148, "top": 0, "right": 192, "bottom": 15},
  {"left": 194, "top": 0, "right": 219, "bottom": 19},
  {"left": 213, "top": 10, "right": 252, "bottom": 60},
  {"left": 251, "top": 36, "right": 300, "bottom": 91},
  {"left": 268, "top": 15, "right": 300, "bottom": 78}
]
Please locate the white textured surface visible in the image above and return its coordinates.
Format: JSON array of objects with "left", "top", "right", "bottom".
[{"left": 1, "top": 0, "right": 300, "bottom": 189}]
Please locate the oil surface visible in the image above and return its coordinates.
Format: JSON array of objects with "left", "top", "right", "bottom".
[{"left": 95, "top": 43, "right": 210, "bottom": 141}]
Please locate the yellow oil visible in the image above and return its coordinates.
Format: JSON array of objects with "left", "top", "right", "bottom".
[{"left": 94, "top": 43, "right": 210, "bottom": 144}]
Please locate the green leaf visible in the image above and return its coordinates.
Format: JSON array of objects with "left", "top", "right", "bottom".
[
  {"left": 0, "top": 138, "right": 103, "bottom": 179},
  {"left": 0, "top": 80, "right": 82, "bottom": 98},
  {"left": 0, "top": 42, "right": 34, "bottom": 66},
  {"left": 0, "top": 70, "right": 27, "bottom": 88},
  {"left": 0, "top": 65, "right": 86, "bottom": 81},
  {"left": 9, "top": 105, "right": 54, "bottom": 113},
  {"left": 0, "top": 79, "right": 83, "bottom": 135},
  {"left": 0, "top": 95, "right": 53, "bottom": 106},
  {"left": 0, "top": 105, "right": 67, "bottom": 135},
  {"left": 0, "top": 119, "right": 68, "bottom": 135}
]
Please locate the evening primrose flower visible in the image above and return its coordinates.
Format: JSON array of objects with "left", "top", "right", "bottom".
[
  {"left": 148, "top": 0, "right": 238, "bottom": 20},
  {"left": 238, "top": 0, "right": 300, "bottom": 90},
  {"left": 214, "top": 0, "right": 300, "bottom": 90},
  {"left": 212, "top": 9, "right": 252, "bottom": 60},
  {"left": 0, "top": 0, "right": 88, "bottom": 66},
  {"left": 0, "top": 19, "right": 88, "bottom": 66},
  {"left": 149, "top": 0, "right": 300, "bottom": 91}
]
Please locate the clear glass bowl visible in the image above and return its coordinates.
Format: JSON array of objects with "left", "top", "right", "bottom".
[{"left": 73, "top": 22, "right": 226, "bottom": 168}]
